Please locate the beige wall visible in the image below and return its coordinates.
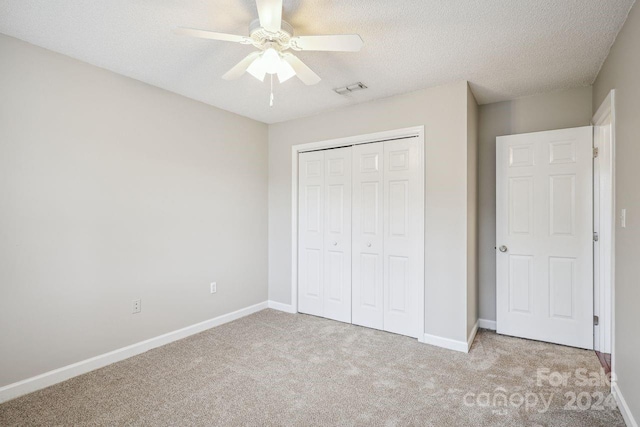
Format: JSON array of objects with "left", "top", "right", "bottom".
[
  {"left": 0, "top": 35, "right": 269, "bottom": 388},
  {"left": 466, "top": 86, "right": 479, "bottom": 337},
  {"left": 593, "top": 2, "right": 640, "bottom": 421},
  {"left": 268, "top": 81, "right": 477, "bottom": 342},
  {"left": 477, "top": 87, "right": 593, "bottom": 321}
]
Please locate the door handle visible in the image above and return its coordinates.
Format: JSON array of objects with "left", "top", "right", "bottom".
[
  {"left": 332, "top": 241, "right": 338, "bottom": 246},
  {"left": 499, "top": 245, "right": 508, "bottom": 253},
  {"left": 366, "top": 242, "right": 372, "bottom": 247}
]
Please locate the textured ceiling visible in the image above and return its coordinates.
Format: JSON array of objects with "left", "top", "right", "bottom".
[{"left": 0, "top": 0, "right": 634, "bottom": 123}]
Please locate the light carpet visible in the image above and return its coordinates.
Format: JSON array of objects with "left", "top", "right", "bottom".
[{"left": 0, "top": 309, "right": 625, "bottom": 426}]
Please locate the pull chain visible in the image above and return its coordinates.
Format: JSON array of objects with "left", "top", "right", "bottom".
[{"left": 269, "top": 74, "right": 274, "bottom": 107}]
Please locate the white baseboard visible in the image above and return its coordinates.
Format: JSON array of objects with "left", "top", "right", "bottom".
[
  {"left": 612, "top": 381, "right": 638, "bottom": 427},
  {"left": 421, "top": 321, "right": 478, "bottom": 354},
  {"left": 267, "top": 300, "right": 296, "bottom": 314},
  {"left": 422, "top": 333, "right": 469, "bottom": 353},
  {"left": 0, "top": 301, "right": 269, "bottom": 404},
  {"left": 478, "top": 318, "right": 497, "bottom": 330}
]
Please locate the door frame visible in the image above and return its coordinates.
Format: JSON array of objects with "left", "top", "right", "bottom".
[
  {"left": 592, "top": 90, "right": 616, "bottom": 368},
  {"left": 290, "top": 126, "right": 425, "bottom": 339}
]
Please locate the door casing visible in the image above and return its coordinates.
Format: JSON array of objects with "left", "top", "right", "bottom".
[{"left": 592, "top": 90, "right": 616, "bottom": 363}]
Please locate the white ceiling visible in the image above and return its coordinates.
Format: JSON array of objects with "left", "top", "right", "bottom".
[{"left": 0, "top": 0, "right": 634, "bottom": 124}]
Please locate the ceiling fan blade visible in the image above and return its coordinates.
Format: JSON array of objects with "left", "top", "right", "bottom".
[
  {"left": 290, "top": 35, "right": 364, "bottom": 52},
  {"left": 256, "top": 0, "right": 282, "bottom": 33},
  {"left": 282, "top": 53, "right": 321, "bottom": 85},
  {"left": 173, "top": 27, "right": 250, "bottom": 44},
  {"left": 222, "top": 52, "right": 262, "bottom": 80}
]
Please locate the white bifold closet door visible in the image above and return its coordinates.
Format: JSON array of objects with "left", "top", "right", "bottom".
[
  {"left": 381, "top": 139, "right": 424, "bottom": 338},
  {"left": 299, "top": 138, "right": 423, "bottom": 338},
  {"left": 352, "top": 142, "right": 385, "bottom": 330},
  {"left": 298, "top": 147, "right": 352, "bottom": 323}
]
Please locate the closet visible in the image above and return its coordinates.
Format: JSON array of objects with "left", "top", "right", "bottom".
[{"left": 298, "top": 137, "right": 424, "bottom": 338}]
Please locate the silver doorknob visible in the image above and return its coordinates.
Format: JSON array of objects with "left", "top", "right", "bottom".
[
  {"left": 332, "top": 241, "right": 337, "bottom": 246},
  {"left": 366, "top": 243, "right": 372, "bottom": 247},
  {"left": 499, "top": 245, "right": 508, "bottom": 253}
]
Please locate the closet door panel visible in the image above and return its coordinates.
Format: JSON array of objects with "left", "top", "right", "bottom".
[
  {"left": 323, "top": 147, "right": 352, "bottom": 323},
  {"left": 352, "top": 142, "right": 384, "bottom": 330},
  {"left": 298, "top": 151, "right": 325, "bottom": 317},
  {"left": 383, "top": 139, "right": 424, "bottom": 338}
]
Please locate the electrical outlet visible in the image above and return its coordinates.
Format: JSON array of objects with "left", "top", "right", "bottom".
[
  {"left": 210, "top": 282, "right": 217, "bottom": 294},
  {"left": 132, "top": 299, "right": 141, "bottom": 314}
]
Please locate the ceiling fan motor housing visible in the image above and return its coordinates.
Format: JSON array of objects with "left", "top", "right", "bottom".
[{"left": 249, "top": 19, "right": 294, "bottom": 48}]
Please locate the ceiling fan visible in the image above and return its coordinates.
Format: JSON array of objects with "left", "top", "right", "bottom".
[{"left": 173, "top": 0, "right": 364, "bottom": 87}]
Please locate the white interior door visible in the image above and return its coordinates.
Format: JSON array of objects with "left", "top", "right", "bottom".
[
  {"left": 298, "top": 150, "right": 325, "bottom": 317},
  {"left": 383, "top": 138, "right": 424, "bottom": 338},
  {"left": 496, "top": 126, "right": 593, "bottom": 349},
  {"left": 352, "top": 142, "right": 384, "bottom": 330},
  {"left": 323, "top": 147, "right": 352, "bottom": 323}
]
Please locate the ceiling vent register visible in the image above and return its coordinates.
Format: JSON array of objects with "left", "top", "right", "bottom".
[{"left": 334, "top": 82, "right": 368, "bottom": 95}]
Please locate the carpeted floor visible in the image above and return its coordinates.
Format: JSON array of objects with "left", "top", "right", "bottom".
[{"left": 0, "top": 309, "right": 625, "bottom": 426}]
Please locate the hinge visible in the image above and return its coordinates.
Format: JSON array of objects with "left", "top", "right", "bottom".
[
  {"left": 593, "top": 232, "right": 599, "bottom": 242},
  {"left": 594, "top": 147, "right": 599, "bottom": 158},
  {"left": 594, "top": 315, "right": 599, "bottom": 326}
]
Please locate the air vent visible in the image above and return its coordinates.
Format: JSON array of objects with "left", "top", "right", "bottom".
[{"left": 334, "top": 82, "right": 367, "bottom": 95}]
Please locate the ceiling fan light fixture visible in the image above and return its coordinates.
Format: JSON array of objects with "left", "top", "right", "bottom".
[
  {"left": 246, "top": 57, "right": 267, "bottom": 81},
  {"left": 277, "top": 59, "right": 296, "bottom": 83},
  {"left": 261, "top": 47, "right": 281, "bottom": 74},
  {"left": 246, "top": 47, "right": 296, "bottom": 83}
]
